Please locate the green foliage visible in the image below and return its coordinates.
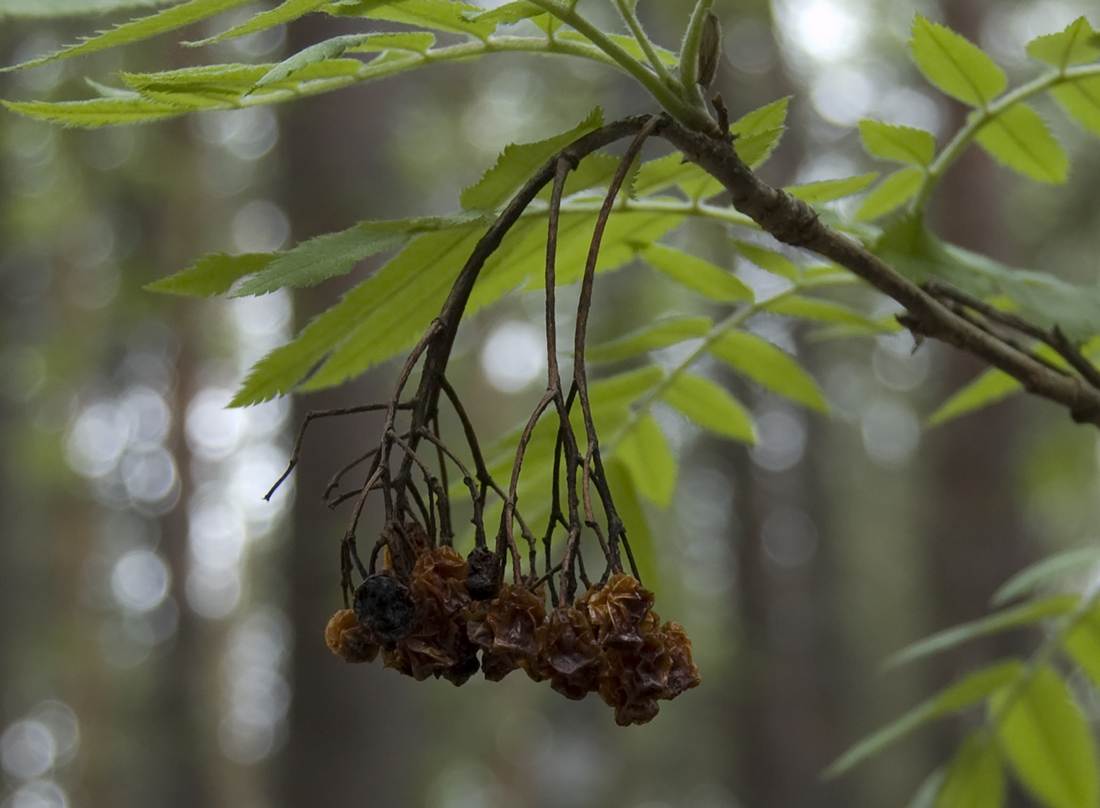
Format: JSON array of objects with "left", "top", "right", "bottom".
[
  {"left": 659, "top": 372, "right": 755, "bottom": 443},
  {"left": 973, "top": 103, "right": 1068, "bottom": 183},
  {"left": 935, "top": 732, "right": 1005, "bottom": 808},
  {"left": 909, "top": 15, "right": 1007, "bottom": 107},
  {"left": 0, "top": 0, "right": 173, "bottom": 16},
  {"left": 1026, "top": 17, "right": 1100, "bottom": 70},
  {"left": 859, "top": 120, "right": 936, "bottom": 166}
]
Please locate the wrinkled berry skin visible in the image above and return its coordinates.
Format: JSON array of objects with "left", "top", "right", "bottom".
[
  {"left": 354, "top": 573, "right": 415, "bottom": 644},
  {"left": 324, "top": 609, "right": 380, "bottom": 664},
  {"left": 465, "top": 547, "right": 500, "bottom": 601}
]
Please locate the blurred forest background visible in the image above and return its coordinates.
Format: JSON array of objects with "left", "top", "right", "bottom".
[{"left": 1, "top": 0, "right": 1099, "bottom": 807}]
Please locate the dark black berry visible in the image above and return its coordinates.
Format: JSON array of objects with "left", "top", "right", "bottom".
[
  {"left": 354, "top": 573, "right": 414, "bottom": 644},
  {"left": 465, "top": 547, "right": 500, "bottom": 601}
]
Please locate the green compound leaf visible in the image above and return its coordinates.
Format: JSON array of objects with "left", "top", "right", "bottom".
[
  {"left": 3, "top": 0, "right": 253, "bottom": 70},
  {"left": 1063, "top": 598, "right": 1100, "bottom": 691},
  {"left": 709, "top": 331, "right": 828, "bottom": 412},
  {"left": 935, "top": 732, "right": 1005, "bottom": 808},
  {"left": 826, "top": 660, "right": 1024, "bottom": 777},
  {"left": 785, "top": 172, "right": 878, "bottom": 204},
  {"left": 1026, "top": 17, "right": 1100, "bottom": 69},
  {"left": 734, "top": 241, "right": 798, "bottom": 281},
  {"left": 975, "top": 103, "right": 1068, "bottom": 184},
  {"left": 992, "top": 665, "right": 1099, "bottom": 808},
  {"left": 614, "top": 413, "right": 676, "bottom": 507},
  {"left": 910, "top": 15, "right": 1007, "bottom": 106},
  {"left": 884, "top": 594, "right": 1079, "bottom": 670},
  {"left": 334, "top": 0, "right": 498, "bottom": 38},
  {"left": 640, "top": 243, "right": 753, "bottom": 303},
  {"left": 460, "top": 108, "right": 603, "bottom": 210},
  {"left": 233, "top": 214, "right": 488, "bottom": 296},
  {"left": 588, "top": 316, "right": 712, "bottom": 362},
  {"left": 1051, "top": 76, "right": 1100, "bottom": 138},
  {"left": 660, "top": 373, "right": 755, "bottom": 443},
  {"left": 189, "top": 0, "right": 329, "bottom": 46},
  {"left": 2, "top": 95, "right": 188, "bottom": 126},
  {"left": 859, "top": 120, "right": 937, "bottom": 166},
  {"left": 147, "top": 252, "right": 275, "bottom": 296},
  {"left": 855, "top": 167, "right": 924, "bottom": 221},
  {"left": 763, "top": 296, "right": 886, "bottom": 330},
  {"left": 993, "top": 547, "right": 1100, "bottom": 606}
]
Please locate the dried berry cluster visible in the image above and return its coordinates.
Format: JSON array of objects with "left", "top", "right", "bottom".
[{"left": 326, "top": 548, "right": 700, "bottom": 725}]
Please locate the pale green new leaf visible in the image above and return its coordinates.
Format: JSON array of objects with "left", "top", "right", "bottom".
[
  {"left": 975, "top": 103, "right": 1068, "bottom": 183},
  {"left": 147, "top": 252, "right": 275, "bottom": 296},
  {"left": 613, "top": 413, "right": 676, "bottom": 507},
  {"left": 992, "top": 665, "right": 1099, "bottom": 808},
  {"left": 1026, "top": 17, "right": 1100, "bottom": 69},
  {"left": 855, "top": 167, "right": 924, "bottom": 220},
  {"left": 1051, "top": 76, "right": 1100, "bottom": 138},
  {"left": 536, "top": 153, "right": 621, "bottom": 201},
  {"left": 731, "top": 96, "right": 790, "bottom": 137},
  {"left": 189, "top": 0, "right": 329, "bottom": 46},
  {"left": 785, "top": 172, "right": 878, "bottom": 204},
  {"left": 461, "top": 108, "right": 603, "bottom": 210},
  {"left": 660, "top": 373, "right": 755, "bottom": 443},
  {"left": 885, "top": 594, "right": 1079, "bottom": 670},
  {"left": 709, "top": 331, "right": 829, "bottom": 412},
  {"left": 935, "top": 732, "right": 1005, "bottom": 808},
  {"left": 2, "top": 95, "right": 187, "bottom": 126},
  {"left": 631, "top": 152, "right": 723, "bottom": 200},
  {"left": 734, "top": 241, "right": 798, "bottom": 280},
  {"left": 588, "top": 317, "right": 712, "bottom": 362},
  {"left": 256, "top": 34, "right": 376, "bottom": 87},
  {"left": 859, "top": 120, "right": 936, "bottom": 166},
  {"left": 640, "top": 243, "right": 753, "bottom": 303},
  {"left": 909, "top": 15, "right": 1007, "bottom": 106},
  {"left": 3, "top": 0, "right": 252, "bottom": 70},
  {"left": 992, "top": 547, "right": 1100, "bottom": 606},
  {"left": 826, "top": 660, "right": 1024, "bottom": 777},
  {"left": 346, "top": 31, "right": 436, "bottom": 53}
]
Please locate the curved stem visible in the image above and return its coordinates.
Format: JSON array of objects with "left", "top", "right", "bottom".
[{"left": 610, "top": 0, "right": 676, "bottom": 88}]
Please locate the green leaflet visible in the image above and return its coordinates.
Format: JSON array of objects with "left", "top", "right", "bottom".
[
  {"left": 785, "top": 172, "right": 877, "bottom": 204},
  {"left": 1026, "top": 17, "right": 1100, "bottom": 69},
  {"left": 0, "top": 0, "right": 172, "bottom": 16},
  {"left": 337, "top": 0, "right": 498, "bottom": 38},
  {"left": 935, "top": 732, "right": 1005, "bottom": 808},
  {"left": 2, "top": 96, "right": 186, "bottom": 127},
  {"left": 876, "top": 215, "right": 1100, "bottom": 342},
  {"left": 587, "top": 316, "right": 712, "bottom": 362},
  {"left": 631, "top": 152, "right": 721, "bottom": 200},
  {"left": 590, "top": 365, "right": 666, "bottom": 407},
  {"left": 731, "top": 96, "right": 790, "bottom": 137},
  {"left": 254, "top": 33, "right": 432, "bottom": 87},
  {"left": 910, "top": 15, "right": 1007, "bottom": 107},
  {"left": 614, "top": 413, "right": 676, "bottom": 507},
  {"left": 708, "top": 331, "right": 829, "bottom": 412},
  {"left": 640, "top": 243, "right": 753, "bottom": 303},
  {"left": 763, "top": 296, "right": 883, "bottom": 330},
  {"left": 535, "top": 153, "right": 622, "bottom": 201},
  {"left": 461, "top": 108, "right": 604, "bottom": 210},
  {"left": 188, "top": 0, "right": 330, "bottom": 46},
  {"left": 975, "top": 103, "right": 1068, "bottom": 183},
  {"left": 2, "top": 0, "right": 253, "bottom": 71},
  {"left": 992, "top": 547, "right": 1100, "bottom": 606},
  {"left": 855, "top": 167, "right": 924, "bottom": 220},
  {"left": 147, "top": 252, "right": 275, "bottom": 296},
  {"left": 466, "top": 0, "right": 574, "bottom": 35},
  {"left": 991, "top": 666, "right": 1099, "bottom": 808},
  {"left": 1063, "top": 599, "right": 1100, "bottom": 691},
  {"left": 884, "top": 594, "right": 1079, "bottom": 670},
  {"left": 927, "top": 366, "right": 1021, "bottom": 426},
  {"left": 825, "top": 659, "right": 1024, "bottom": 777},
  {"left": 231, "top": 215, "right": 488, "bottom": 296},
  {"left": 660, "top": 373, "right": 755, "bottom": 443},
  {"left": 734, "top": 241, "right": 798, "bottom": 280},
  {"left": 1051, "top": 76, "right": 1100, "bottom": 138},
  {"left": 859, "top": 120, "right": 936, "bottom": 166}
]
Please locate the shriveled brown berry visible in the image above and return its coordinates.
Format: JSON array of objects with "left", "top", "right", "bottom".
[
  {"left": 583, "top": 573, "right": 656, "bottom": 649},
  {"left": 410, "top": 546, "right": 470, "bottom": 616},
  {"left": 465, "top": 547, "right": 500, "bottom": 601},
  {"left": 466, "top": 583, "right": 546, "bottom": 681},
  {"left": 324, "top": 609, "right": 380, "bottom": 664},
  {"left": 355, "top": 573, "right": 415, "bottom": 644},
  {"left": 662, "top": 620, "right": 701, "bottom": 697},
  {"left": 535, "top": 606, "right": 607, "bottom": 700}
]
